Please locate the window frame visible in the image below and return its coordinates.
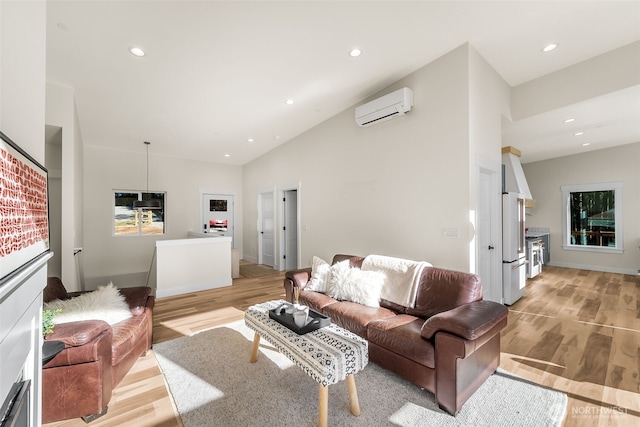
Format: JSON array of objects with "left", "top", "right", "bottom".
[
  {"left": 113, "top": 190, "right": 166, "bottom": 236},
  {"left": 561, "top": 182, "right": 623, "bottom": 254}
]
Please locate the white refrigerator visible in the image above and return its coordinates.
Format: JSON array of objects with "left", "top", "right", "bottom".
[{"left": 502, "top": 192, "right": 527, "bottom": 305}]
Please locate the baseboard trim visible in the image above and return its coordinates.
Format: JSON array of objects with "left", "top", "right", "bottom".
[{"left": 546, "top": 262, "right": 638, "bottom": 275}]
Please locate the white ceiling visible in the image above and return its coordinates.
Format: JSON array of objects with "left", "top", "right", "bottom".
[{"left": 46, "top": 1, "right": 640, "bottom": 165}]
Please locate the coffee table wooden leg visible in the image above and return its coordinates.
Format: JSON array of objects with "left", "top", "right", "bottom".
[
  {"left": 346, "top": 374, "right": 360, "bottom": 416},
  {"left": 318, "top": 384, "right": 328, "bottom": 427},
  {"left": 249, "top": 333, "right": 261, "bottom": 363}
]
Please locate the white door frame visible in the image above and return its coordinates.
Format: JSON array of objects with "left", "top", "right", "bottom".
[{"left": 278, "top": 183, "right": 301, "bottom": 271}]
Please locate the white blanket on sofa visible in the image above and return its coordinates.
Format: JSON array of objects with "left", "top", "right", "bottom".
[{"left": 361, "top": 255, "right": 431, "bottom": 308}]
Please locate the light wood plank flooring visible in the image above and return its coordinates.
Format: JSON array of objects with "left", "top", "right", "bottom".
[
  {"left": 45, "top": 264, "right": 639, "bottom": 427},
  {"left": 500, "top": 266, "right": 639, "bottom": 427}
]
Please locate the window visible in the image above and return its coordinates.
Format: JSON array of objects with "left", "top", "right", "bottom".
[
  {"left": 114, "top": 191, "right": 166, "bottom": 235},
  {"left": 561, "top": 182, "right": 623, "bottom": 253}
]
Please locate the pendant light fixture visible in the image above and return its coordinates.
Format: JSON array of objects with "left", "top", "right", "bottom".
[{"left": 133, "top": 141, "right": 162, "bottom": 209}]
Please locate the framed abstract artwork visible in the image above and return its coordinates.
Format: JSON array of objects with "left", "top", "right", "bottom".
[{"left": 0, "top": 130, "right": 50, "bottom": 282}]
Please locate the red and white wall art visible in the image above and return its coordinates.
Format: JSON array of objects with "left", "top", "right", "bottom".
[{"left": 0, "top": 131, "right": 49, "bottom": 281}]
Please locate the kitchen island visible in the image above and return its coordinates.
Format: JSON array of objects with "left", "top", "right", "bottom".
[{"left": 155, "top": 236, "right": 232, "bottom": 297}]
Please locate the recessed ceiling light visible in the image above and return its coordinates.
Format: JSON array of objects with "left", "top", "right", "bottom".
[
  {"left": 285, "top": 99, "right": 294, "bottom": 105},
  {"left": 542, "top": 43, "right": 558, "bottom": 53},
  {"left": 574, "top": 131, "right": 584, "bottom": 136},
  {"left": 581, "top": 143, "right": 591, "bottom": 147},
  {"left": 129, "top": 47, "right": 145, "bottom": 57},
  {"left": 224, "top": 154, "right": 231, "bottom": 157},
  {"left": 563, "top": 118, "right": 576, "bottom": 123},
  {"left": 349, "top": 48, "right": 362, "bottom": 58},
  {"left": 248, "top": 138, "right": 254, "bottom": 143}
]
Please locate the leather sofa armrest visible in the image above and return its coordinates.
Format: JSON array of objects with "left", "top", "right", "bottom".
[
  {"left": 283, "top": 268, "right": 312, "bottom": 302},
  {"left": 45, "top": 320, "right": 111, "bottom": 347},
  {"left": 285, "top": 268, "right": 312, "bottom": 287},
  {"left": 119, "top": 286, "right": 153, "bottom": 315},
  {"left": 43, "top": 321, "right": 113, "bottom": 370},
  {"left": 420, "top": 300, "right": 508, "bottom": 341}
]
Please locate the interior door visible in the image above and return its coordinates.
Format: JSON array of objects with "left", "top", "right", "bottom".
[
  {"left": 283, "top": 190, "right": 298, "bottom": 270},
  {"left": 259, "top": 192, "right": 275, "bottom": 267},
  {"left": 202, "top": 194, "right": 234, "bottom": 247},
  {"left": 477, "top": 161, "right": 501, "bottom": 303}
]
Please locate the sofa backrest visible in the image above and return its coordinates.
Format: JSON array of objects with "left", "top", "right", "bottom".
[
  {"left": 330, "top": 254, "right": 483, "bottom": 318},
  {"left": 332, "top": 254, "right": 365, "bottom": 268},
  {"left": 405, "top": 267, "right": 483, "bottom": 319},
  {"left": 44, "top": 277, "right": 69, "bottom": 303}
]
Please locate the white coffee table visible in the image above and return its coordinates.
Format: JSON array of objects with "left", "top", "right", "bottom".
[{"left": 245, "top": 300, "right": 369, "bottom": 427}]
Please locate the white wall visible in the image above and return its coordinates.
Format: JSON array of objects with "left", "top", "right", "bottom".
[
  {"left": 243, "top": 44, "right": 507, "bottom": 273},
  {"left": 45, "top": 82, "right": 83, "bottom": 291},
  {"left": 523, "top": 142, "right": 640, "bottom": 274},
  {"left": 82, "top": 146, "right": 242, "bottom": 289},
  {"left": 0, "top": 0, "right": 46, "bottom": 160}
]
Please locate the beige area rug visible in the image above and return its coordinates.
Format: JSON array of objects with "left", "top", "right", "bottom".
[
  {"left": 238, "top": 263, "right": 281, "bottom": 278},
  {"left": 154, "top": 320, "right": 567, "bottom": 427}
]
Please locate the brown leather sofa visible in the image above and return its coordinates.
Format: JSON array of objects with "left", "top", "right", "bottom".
[
  {"left": 42, "top": 277, "right": 155, "bottom": 423},
  {"left": 284, "top": 254, "right": 508, "bottom": 415}
]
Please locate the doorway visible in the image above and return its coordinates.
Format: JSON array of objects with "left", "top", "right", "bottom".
[
  {"left": 45, "top": 126, "right": 62, "bottom": 278},
  {"left": 258, "top": 191, "right": 275, "bottom": 267},
  {"left": 202, "top": 193, "right": 235, "bottom": 247},
  {"left": 281, "top": 189, "right": 299, "bottom": 270},
  {"left": 476, "top": 157, "right": 502, "bottom": 303}
]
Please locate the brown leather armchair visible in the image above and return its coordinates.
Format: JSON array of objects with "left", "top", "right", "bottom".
[{"left": 42, "top": 278, "right": 154, "bottom": 423}]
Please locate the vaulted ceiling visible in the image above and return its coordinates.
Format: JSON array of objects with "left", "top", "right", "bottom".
[{"left": 46, "top": 1, "right": 640, "bottom": 165}]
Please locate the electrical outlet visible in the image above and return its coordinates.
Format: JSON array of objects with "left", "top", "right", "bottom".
[{"left": 442, "top": 228, "right": 459, "bottom": 239}]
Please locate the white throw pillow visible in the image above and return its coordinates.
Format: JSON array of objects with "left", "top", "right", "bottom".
[
  {"left": 327, "top": 259, "right": 351, "bottom": 299},
  {"left": 328, "top": 261, "right": 386, "bottom": 308},
  {"left": 306, "top": 256, "right": 331, "bottom": 293},
  {"left": 44, "top": 282, "right": 132, "bottom": 326}
]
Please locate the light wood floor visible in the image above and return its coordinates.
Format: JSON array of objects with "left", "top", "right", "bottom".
[
  {"left": 44, "top": 264, "right": 639, "bottom": 427},
  {"left": 500, "top": 266, "right": 639, "bottom": 427}
]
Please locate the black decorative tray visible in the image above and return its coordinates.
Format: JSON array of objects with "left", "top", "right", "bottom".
[{"left": 268, "top": 303, "right": 331, "bottom": 335}]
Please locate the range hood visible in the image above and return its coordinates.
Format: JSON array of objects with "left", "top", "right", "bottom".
[{"left": 502, "top": 146, "right": 533, "bottom": 202}]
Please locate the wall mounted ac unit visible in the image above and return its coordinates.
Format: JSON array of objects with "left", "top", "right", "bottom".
[{"left": 355, "top": 87, "right": 413, "bottom": 127}]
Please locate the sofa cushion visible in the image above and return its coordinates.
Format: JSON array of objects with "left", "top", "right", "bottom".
[
  {"left": 300, "top": 290, "right": 338, "bottom": 313},
  {"left": 405, "top": 267, "right": 482, "bottom": 319},
  {"left": 367, "top": 315, "right": 435, "bottom": 368},
  {"left": 327, "top": 261, "right": 385, "bottom": 307},
  {"left": 322, "top": 301, "right": 396, "bottom": 339}
]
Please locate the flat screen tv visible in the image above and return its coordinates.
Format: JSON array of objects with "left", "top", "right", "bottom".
[{"left": 0, "top": 130, "right": 50, "bottom": 283}]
